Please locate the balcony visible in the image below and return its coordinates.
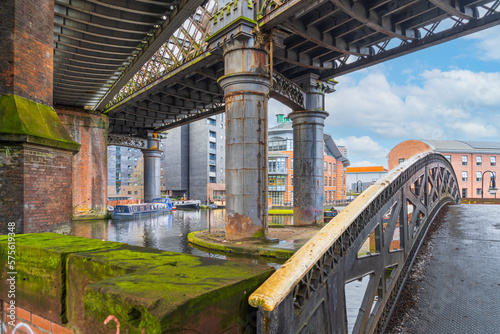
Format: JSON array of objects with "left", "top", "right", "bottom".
[
  {"left": 268, "top": 168, "right": 288, "bottom": 175},
  {"left": 209, "top": 159, "right": 217, "bottom": 165},
  {"left": 209, "top": 148, "right": 216, "bottom": 154},
  {"left": 268, "top": 185, "right": 286, "bottom": 191}
]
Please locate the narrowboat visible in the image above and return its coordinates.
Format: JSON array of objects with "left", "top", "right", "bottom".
[{"left": 112, "top": 198, "right": 173, "bottom": 219}]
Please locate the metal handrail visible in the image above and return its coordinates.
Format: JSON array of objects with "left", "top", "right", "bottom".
[{"left": 249, "top": 152, "right": 460, "bottom": 333}]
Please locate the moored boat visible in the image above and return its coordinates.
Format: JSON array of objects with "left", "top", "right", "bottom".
[
  {"left": 112, "top": 198, "right": 173, "bottom": 219},
  {"left": 173, "top": 199, "right": 201, "bottom": 209}
]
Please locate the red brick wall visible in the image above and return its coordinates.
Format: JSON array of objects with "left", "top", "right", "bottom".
[
  {"left": 448, "top": 152, "right": 499, "bottom": 199},
  {"left": 1, "top": 301, "right": 74, "bottom": 334},
  {"left": 0, "top": 146, "right": 24, "bottom": 234},
  {"left": 0, "top": 144, "right": 73, "bottom": 233},
  {"left": 0, "top": 0, "right": 54, "bottom": 105},
  {"left": 387, "top": 140, "right": 433, "bottom": 171},
  {"left": 57, "top": 107, "right": 108, "bottom": 219}
]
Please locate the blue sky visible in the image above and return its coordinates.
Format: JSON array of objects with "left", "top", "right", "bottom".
[{"left": 268, "top": 25, "right": 500, "bottom": 168}]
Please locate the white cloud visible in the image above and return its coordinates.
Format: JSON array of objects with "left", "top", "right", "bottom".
[
  {"left": 465, "top": 26, "right": 500, "bottom": 61},
  {"left": 336, "top": 136, "right": 390, "bottom": 167},
  {"left": 327, "top": 69, "right": 500, "bottom": 141}
]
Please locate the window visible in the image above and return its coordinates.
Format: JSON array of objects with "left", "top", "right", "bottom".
[
  {"left": 476, "top": 172, "right": 482, "bottom": 182},
  {"left": 207, "top": 118, "right": 216, "bottom": 126},
  {"left": 477, "top": 188, "right": 482, "bottom": 195},
  {"left": 462, "top": 171, "right": 468, "bottom": 181},
  {"left": 209, "top": 142, "right": 216, "bottom": 149},
  {"left": 399, "top": 158, "right": 405, "bottom": 164},
  {"left": 220, "top": 134, "right": 223, "bottom": 139},
  {"left": 324, "top": 162, "right": 328, "bottom": 172},
  {"left": 210, "top": 165, "right": 216, "bottom": 172},
  {"left": 462, "top": 188, "right": 467, "bottom": 198},
  {"left": 444, "top": 155, "right": 451, "bottom": 162},
  {"left": 491, "top": 156, "right": 496, "bottom": 166},
  {"left": 209, "top": 131, "right": 216, "bottom": 138},
  {"left": 268, "top": 157, "right": 287, "bottom": 173},
  {"left": 462, "top": 155, "right": 468, "bottom": 166},
  {"left": 128, "top": 191, "right": 131, "bottom": 195},
  {"left": 220, "top": 123, "right": 223, "bottom": 129},
  {"left": 291, "top": 176, "right": 293, "bottom": 185},
  {"left": 220, "top": 168, "right": 223, "bottom": 173},
  {"left": 127, "top": 156, "right": 131, "bottom": 160},
  {"left": 290, "top": 158, "right": 293, "bottom": 170},
  {"left": 209, "top": 177, "right": 216, "bottom": 183},
  {"left": 128, "top": 165, "right": 132, "bottom": 169},
  {"left": 476, "top": 156, "right": 482, "bottom": 166},
  {"left": 209, "top": 154, "right": 216, "bottom": 165}
]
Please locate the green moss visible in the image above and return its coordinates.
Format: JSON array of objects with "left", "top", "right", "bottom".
[
  {"left": 0, "top": 94, "right": 80, "bottom": 151},
  {"left": 268, "top": 209, "right": 293, "bottom": 215},
  {"left": 0, "top": 233, "right": 123, "bottom": 323},
  {"left": 206, "top": 16, "right": 258, "bottom": 42},
  {"left": 0, "top": 234, "right": 274, "bottom": 333},
  {"left": 84, "top": 258, "right": 274, "bottom": 333}
]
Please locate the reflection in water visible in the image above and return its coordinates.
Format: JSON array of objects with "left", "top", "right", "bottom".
[
  {"left": 268, "top": 215, "right": 293, "bottom": 225},
  {"left": 51, "top": 209, "right": 283, "bottom": 268}
]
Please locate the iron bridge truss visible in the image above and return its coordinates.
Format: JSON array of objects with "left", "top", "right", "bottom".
[
  {"left": 249, "top": 152, "right": 460, "bottom": 333},
  {"left": 99, "top": 0, "right": 500, "bottom": 136}
]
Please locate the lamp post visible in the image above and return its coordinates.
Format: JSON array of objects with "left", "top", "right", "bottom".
[
  {"left": 481, "top": 171, "right": 497, "bottom": 198},
  {"left": 356, "top": 180, "right": 363, "bottom": 194}
]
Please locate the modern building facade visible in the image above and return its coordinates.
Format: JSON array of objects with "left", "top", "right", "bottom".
[
  {"left": 107, "top": 146, "right": 145, "bottom": 198},
  {"left": 346, "top": 166, "right": 388, "bottom": 193},
  {"left": 388, "top": 140, "right": 499, "bottom": 198},
  {"left": 163, "top": 114, "right": 226, "bottom": 203},
  {"left": 267, "top": 115, "right": 350, "bottom": 206}
]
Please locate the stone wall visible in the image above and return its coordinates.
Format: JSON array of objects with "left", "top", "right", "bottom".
[{"left": 56, "top": 107, "right": 108, "bottom": 219}]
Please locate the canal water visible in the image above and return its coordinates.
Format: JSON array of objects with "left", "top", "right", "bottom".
[
  {"left": 51, "top": 208, "right": 366, "bottom": 331},
  {"left": 51, "top": 209, "right": 286, "bottom": 268}
]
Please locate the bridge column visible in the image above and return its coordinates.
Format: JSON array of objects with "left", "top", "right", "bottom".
[
  {"left": 142, "top": 134, "right": 162, "bottom": 203},
  {"left": 289, "top": 75, "right": 335, "bottom": 225},
  {"left": 216, "top": 33, "right": 270, "bottom": 240},
  {"left": 0, "top": 0, "right": 80, "bottom": 233}
]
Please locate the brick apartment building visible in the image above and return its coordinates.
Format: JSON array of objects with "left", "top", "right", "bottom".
[
  {"left": 388, "top": 140, "right": 499, "bottom": 198},
  {"left": 267, "top": 115, "right": 350, "bottom": 206}
]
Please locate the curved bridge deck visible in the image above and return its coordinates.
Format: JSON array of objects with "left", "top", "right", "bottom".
[{"left": 390, "top": 204, "right": 500, "bottom": 333}]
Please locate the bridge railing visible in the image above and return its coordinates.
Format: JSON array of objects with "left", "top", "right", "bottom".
[{"left": 249, "top": 152, "right": 460, "bottom": 333}]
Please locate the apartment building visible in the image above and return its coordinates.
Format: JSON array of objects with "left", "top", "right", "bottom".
[
  {"left": 267, "top": 115, "right": 350, "bottom": 206},
  {"left": 388, "top": 140, "right": 499, "bottom": 198},
  {"left": 163, "top": 114, "right": 226, "bottom": 203}
]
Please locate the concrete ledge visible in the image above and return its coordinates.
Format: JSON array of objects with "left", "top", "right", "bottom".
[
  {"left": 188, "top": 227, "right": 322, "bottom": 259},
  {"left": 0, "top": 233, "right": 274, "bottom": 334}
]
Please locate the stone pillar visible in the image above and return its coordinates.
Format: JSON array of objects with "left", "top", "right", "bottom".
[
  {"left": 142, "top": 134, "right": 162, "bottom": 203},
  {"left": 0, "top": 0, "right": 80, "bottom": 233},
  {"left": 215, "top": 35, "right": 270, "bottom": 240},
  {"left": 289, "top": 75, "right": 335, "bottom": 225},
  {"left": 57, "top": 107, "right": 108, "bottom": 220}
]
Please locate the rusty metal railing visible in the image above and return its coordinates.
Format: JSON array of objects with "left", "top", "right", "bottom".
[{"left": 249, "top": 152, "right": 460, "bottom": 333}]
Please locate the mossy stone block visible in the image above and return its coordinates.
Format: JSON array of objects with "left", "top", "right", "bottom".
[
  {"left": 83, "top": 255, "right": 274, "bottom": 334},
  {"left": 0, "top": 233, "right": 123, "bottom": 323},
  {"left": 0, "top": 94, "right": 80, "bottom": 151}
]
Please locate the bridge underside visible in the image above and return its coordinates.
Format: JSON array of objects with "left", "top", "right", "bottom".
[{"left": 104, "top": 0, "right": 500, "bottom": 136}]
